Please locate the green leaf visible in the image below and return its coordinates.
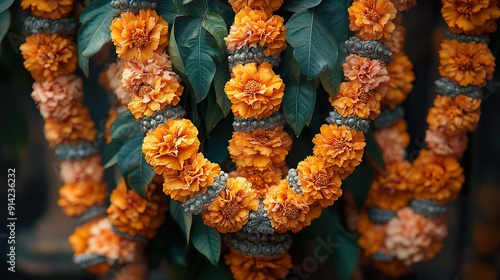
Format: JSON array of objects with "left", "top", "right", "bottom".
[
  {"left": 202, "top": 12, "right": 228, "bottom": 52},
  {"left": 344, "top": 156, "right": 374, "bottom": 211},
  {"left": 319, "top": 58, "right": 343, "bottom": 99},
  {"left": 213, "top": 59, "right": 231, "bottom": 116},
  {"left": 168, "top": 19, "right": 186, "bottom": 75},
  {"left": 0, "top": 9, "right": 10, "bottom": 45},
  {"left": 315, "top": 0, "right": 351, "bottom": 44},
  {"left": 286, "top": 10, "right": 338, "bottom": 80},
  {"left": 283, "top": 71, "right": 317, "bottom": 135},
  {"left": 282, "top": 0, "right": 322, "bottom": 12},
  {"left": 191, "top": 216, "right": 221, "bottom": 266},
  {"left": 77, "top": 0, "right": 113, "bottom": 76},
  {"left": 110, "top": 111, "right": 141, "bottom": 140},
  {"left": 331, "top": 211, "right": 359, "bottom": 280},
  {"left": 103, "top": 138, "right": 124, "bottom": 168},
  {"left": 205, "top": 88, "right": 224, "bottom": 135},
  {"left": 0, "top": 0, "right": 13, "bottom": 13},
  {"left": 117, "top": 136, "right": 155, "bottom": 197},
  {"left": 169, "top": 200, "right": 193, "bottom": 243},
  {"left": 365, "top": 129, "right": 386, "bottom": 169},
  {"left": 207, "top": 0, "right": 234, "bottom": 27},
  {"left": 157, "top": 0, "right": 178, "bottom": 25}
]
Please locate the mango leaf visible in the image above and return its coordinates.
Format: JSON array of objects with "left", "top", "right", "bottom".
[
  {"left": 117, "top": 136, "right": 155, "bottom": 198},
  {"left": 77, "top": 0, "right": 113, "bottom": 76},
  {"left": 172, "top": 0, "right": 204, "bottom": 17},
  {"left": 315, "top": 0, "right": 351, "bottom": 44},
  {"left": 103, "top": 138, "right": 124, "bottom": 168},
  {"left": 157, "top": 0, "right": 178, "bottom": 24},
  {"left": 365, "top": 129, "right": 385, "bottom": 169},
  {"left": 319, "top": 56, "right": 343, "bottom": 99},
  {"left": 168, "top": 19, "right": 186, "bottom": 75},
  {"left": 202, "top": 12, "right": 228, "bottom": 52},
  {"left": 169, "top": 200, "right": 193, "bottom": 243},
  {"left": 207, "top": 0, "right": 234, "bottom": 26},
  {"left": 191, "top": 216, "right": 221, "bottom": 266},
  {"left": 286, "top": 10, "right": 338, "bottom": 80},
  {"left": 0, "top": 9, "right": 10, "bottom": 45},
  {"left": 205, "top": 89, "right": 224, "bottom": 135},
  {"left": 213, "top": 59, "right": 231, "bottom": 115},
  {"left": 110, "top": 110, "right": 141, "bottom": 140},
  {"left": 0, "top": 0, "right": 13, "bottom": 13},
  {"left": 282, "top": 0, "right": 322, "bottom": 12}
]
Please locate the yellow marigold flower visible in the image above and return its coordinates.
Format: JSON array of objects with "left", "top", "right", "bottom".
[
  {"left": 409, "top": 150, "right": 465, "bottom": 204},
  {"left": 21, "top": 0, "right": 73, "bottom": 20},
  {"left": 343, "top": 55, "right": 390, "bottom": 93},
  {"left": 163, "top": 153, "right": 221, "bottom": 202},
  {"left": 58, "top": 181, "right": 107, "bottom": 218},
  {"left": 225, "top": 62, "right": 284, "bottom": 119},
  {"left": 332, "top": 81, "right": 382, "bottom": 120},
  {"left": 264, "top": 180, "right": 322, "bottom": 233},
  {"left": 228, "top": 0, "right": 284, "bottom": 13},
  {"left": 438, "top": 40, "right": 495, "bottom": 87},
  {"left": 20, "top": 33, "right": 77, "bottom": 82},
  {"left": 374, "top": 119, "right": 410, "bottom": 165},
  {"left": 224, "top": 249, "right": 292, "bottom": 280},
  {"left": 383, "top": 53, "right": 415, "bottom": 109},
  {"left": 348, "top": 0, "right": 397, "bottom": 41},
  {"left": 202, "top": 177, "right": 259, "bottom": 233},
  {"left": 228, "top": 126, "right": 292, "bottom": 170},
  {"left": 357, "top": 211, "right": 386, "bottom": 256},
  {"left": 312, "top": 124, "right": 366, "bottom": 175},
  {"left": 442, "top": 0, "right": 500, "bottom": 33},
  {"left": 235, "top": 166, "right": 283, "bottom": 199},
  {"left": 225, "top": 7, "right": 287, "bottom": 56},
  {"left": 297, "top": 156, "right": 343, "bottom": 207},
  {"left": 143, "top": 119, "right": 200, "bottom": 174},
  {"left": 110, "top": 10, "right": 169, "bottom": 61},
  {"left": 426, "top": 95, "right": 482, "bottom": 137}
]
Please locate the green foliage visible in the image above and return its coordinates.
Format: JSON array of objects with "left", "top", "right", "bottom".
[
  {"left": 365, "top": 129, "right": 386, "bottom": 169},
  {"left": 169, "top": 200, "right": 193, "bottom": 243},
  {"left": 0, "top": 9, "right": 10, "bottom": 47},
  {"left": 330, "top": 209, "right": 360, "bottom": 280},
  {"left": 0, "top": 0, "right": 13, "bottom": 13},
  {"left": 282, "top": 0, "right": 322, "bottom": 12},
  {"left": 202, "top": 12, "right": 229, "bottom": 52},
  {"left": 344, "top": 156, "right": 375, "bottom": 211},
  {"left": 213, "top": 60, "right": 231, "bottom": 116},
  {"left": 77, "top": 0, "right": 113, "bottom": 76},
  {"left": 205, "top": 88, "right": 225, "bottom": 135},
  {"left": 191, "top": 216, "right": 221, "bottom": 266}
]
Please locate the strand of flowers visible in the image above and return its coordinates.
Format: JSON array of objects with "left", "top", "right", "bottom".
[{"left": 357, "top": 0, "right": 500, "bottom": 277}]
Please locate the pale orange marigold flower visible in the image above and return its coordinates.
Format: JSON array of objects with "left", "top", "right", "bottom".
[
  {"left": 357, "top": 211, "right": 386, "bottom": 256},
  {"left": 235, "top": 166, "right": 283, "bottom": 199},
  {"left": 332, "top": 81, "right": 382, "bottom": 119},
  {"left": 225, "top": 62, "right": 284, "bottom": 119},
  {"left": 408, "top": 150, "right": 464, "bottom": 204},
  {"left": 348, "top": 0, "right": 397, "bottom": 41},
  {"left": 60, "top": 154, "right": 104, "bottom": 184},
  {"left": 21, "top": 0, "right": 73, "bottom": 20},
  {"left": 374, "top": 119, "right": 410, "bottom": 165},
  {"left": 312, "top": 124, "right": 366, "bottom": 175},
  {"left": 426, "top": 94, "right": 481, "bottom": 137},
  {"left": 202, "top": 177, "right": 259, "bottom": 233},
  {"left": 58, "top": 181, "right": 107, "bottom": 218},
  {"left": 425, "top": 127, "right": 468, "bottom": 158},
  {"left": 162, "top": 153, "right": 221, "bottom": 202},
  {"left": 442, "top": 0, "right": 500, "bottom": 33},
  {"left": 110, "top": 10, "right": 169, "bottom": 61},
  {"left": 392, "top": 0, "right": 417, "bottom": 11},
  {"left": 142, "top": 119, "right": 200, "bottom": 173},
  {"left": 225, "top": 249, "right": 292, "bottom": 280},
  {"left": 297, "top": 156, "right": 343, "bottom": 207},
  {"left": 438, "top": 40, "right": 495, "bottom": 87},
  {"left": 228, "top": 0, "right": 284, "bottom": 13},
  {"left": 228, "top": 126, "right": 292, "bottom": 170},
  {"left": 69, "top": 220, "right": 96, "bottom": 255},
  {"left": 99, "top": 61, "right": 130, "bottom": 105},
  {"left": 264, "top": 180, "right": 322, "bottom": 233},
  {"left": 225, "top": 7, "right": 287, "bottom": 56},
  {"left": 20, "top": 33, "right": 77, "bottom": 82},
  {"left": 385, "top": 24, "right": 406, "bottom": 53},
  {"left": 383, "top": 53, "right": 415, "bottom": 109},
  {"left": 343, "top": 55, "right": 390, "bottom": 92}
]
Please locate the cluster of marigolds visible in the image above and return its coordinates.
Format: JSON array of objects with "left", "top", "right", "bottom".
[{"left": 16, "top": 0, "right": 500, "bottom": 279}]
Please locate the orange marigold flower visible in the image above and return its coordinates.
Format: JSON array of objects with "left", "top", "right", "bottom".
[
  {"left": 442, "top": 0, "right": 500, "bottom": 33},
  {"left": 99, "top": 61, "right": 130, "bottom": 105},
  {"left": 312, "top": 124, "right": 366, "bottom": 175},
  {"left": 110, "top": 10, "right": 169, "bottom": 61},
  {"left": 225, "top": 7, "right": 287, "bottom": 56},
  {"left": 438, "top": 40, "right": 495, "bottom": 87},
  {"left": 348, "top": 0, "right": 397, "bottom": 41},
  {"left": 426, "top": 94, "right": 482, "bottom": 137},
  {"left": 374, "top": 119, "right": 410, "bottom": 165},
  {"left": 408, "top": 150, "right": 465, "bottom": 204},
  {"left": 297, "top": 156, "right": 343, "bottom": 207},
  {"left": 69, "top": 220, "right": 96, "bottom": 255},
  {"left": 343, "top": 55, "right": 390, "bottom": 92},
  {"left": 386, "top": 24, "right": 406, "bottom": 53},
  {"left": 104, "top": 109, "right": 117, "bottom": 144},
  {"left": 60, "top": 154, "right": 104, "bottom": 184},
  {"left": 372, "top": 259, "right": 409, "bottom": 278},
  {"left": 225, "top": 62, "right": 284, "bottom": 119},
  {"left": 21, "top": 0, "right": 73, "bottom": 20},
  {"left": 357, "top": 211, "right": 387, "bottom": 256},
  {"left": 383, "top": 53, "right": 415, "bottom": 109},
  {"left": 228, "top": 0, "right": 284, "bottom": 13},
  {"left": 58, "top": 181, "right": 107, "bottom": 217},
  {"left": 228, "top": 126, "right": 292, "bottom": 170},
  {"left": 235, "top": 166, "right": 283, "bottom": 199},
  {"left": 163, "top": 153, "right": 221, "bottom": 202},
  {"left": 264, "top": 180, "right": 322, "bottom": 233},
  {"left": 107, "top": 178, "right": 167, "bottom": 239},
  {"left": 425, "top": 127, "right": 468, "bottom": 158},
  {"left": 202, "top": 177, "right": 259, "bottom": 233},
  {"left": 142, "top": 119, "right": 200, "bottom": 173},
  {"left": 225, "top": 249, "right": 292, "bottom": 280},
  {"left": 20, "top": 33, "right": 77, "bottom": 82},
  {"left": 43, "top": 104, "right": 98, "bottom": 147},
  {"left": 392, "top": 0, "right": 417, "bottom": 11},
  {"left": 332, "top": 81, "right": 382, "bottom": 119}
]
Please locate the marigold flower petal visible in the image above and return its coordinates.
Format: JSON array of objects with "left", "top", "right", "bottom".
[
  {"left": 348, "top": 0, "right": 397, "bottom": 41},
  {"left": 225, "top": 249, "right": 292, "bottom": 280}
]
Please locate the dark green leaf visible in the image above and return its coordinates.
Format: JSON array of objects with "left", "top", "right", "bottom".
[
  {"left": 169, "top": 200, "right": 193, "bottom": 243},
  {"left": 283, "top": 70, "right": 317, "bottom": 135},
  {"left": 365, "top": 129, "right": 386, "bottom": 169},
  {"left": 315, "top": 0, "right": 351, "bottom": 44},
  {"left": 282, "top": 0, "right": 322, "bottom": 12},
  {"left": 205, "top": 88, "right": 224, "bottom": 135},
  {"left": 103, "top": 138, "right": 125, "bottom": 168},
  {"left": 172, "top": 0, "right": 204, "bottom": 16},
  {"left": 0, "top": 0, "right": 13, "bottom": 13},
  {"left": 0, "top": 10, "right": 10, "bottom": 45},
  {"left": 286, "top": 10, "right": 338, "bottom": 80},
  {"left": 207, "top": 0, "right": 234, "bottom": 26},
  {"left": 344, "top": 156, "right": 374, "bottom": 211},
  {"left": 110, "top": 110, "right": 141, "bottom": 140},
  {"left": 157, "top": 0, "right": 178, "bottom": 24},
  {"left": 77, "top": 0, "right": 113, "bottom": 76},
  {"left": 319, "top": 58, "right": 343, "bottom": 99},
  {"left": 168, "top": 18, "right": 186, "bottom": 75},
  {"left": 331, "top": 211, "right": 359, "bottom": 280},
  {"left": 191, "top": 216, "right": 221, "bottom": 266},
  {"left": 213, "top": 59, "right": 231, "bottom": 115},
  {"left": 202, "top": 12, "right": 228, "bottom": 52}
]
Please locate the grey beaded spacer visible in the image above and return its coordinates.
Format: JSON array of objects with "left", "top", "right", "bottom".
[
  {"left": 446, "top": 30, "right": 490, "bottom": 44},
  {"left": 241, "top": 201, "right": 275, "bottom": 235},
  {"left": 345, "top": 36, "right": 392, "bottom": 65},
  {"left": 54, "top": 140, "right": 100, "bottom": 161},
  {"left": 374, "top": 106, "right": 404, "bottom": 129},
  {"left": 182, "top": 172, "right": 228, "bottom": 215},
  {"left": 23, "top": 16, "right": 76, "bottom": 36},
  {"left": 228, "top": 46, "right": 281, "bottom": 69},
  {"left": 325, "top": 109, "right": 371, "bottom": 133},
  {"left": 139, "top": 105, "right": 186, "bottom": 133},
  {"left": 226, "top": 232, "right": 292, "bottom": 257},
  {"left": 410, "top": 199, "right": 447, "bottom": 218},
  {"left": 111, "top": 224, "right": 148, "bottom": 243},
  {"left": 111, "top": 0, "right": 157, "bottom": 15},
  {"left": 233, "top": 112, "right": 285, "bottom": 132},
  {"left": 287, "top": 168, "right": 302, "bottom": 194},
  {"left": 73, "top": 206, "right": 107, "bottom": 227},
  {"left": 73, "top": 253, "right": 107, "bottom": 268},
  {"left": 435, "top": 77, "right": 484, "bottom": 99},
  {"left": 368, "top": 207, "right": 397, "bottom": 224},
  {"left": 372, "top": 250, "right": 395, "bottom": 262}
]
